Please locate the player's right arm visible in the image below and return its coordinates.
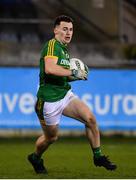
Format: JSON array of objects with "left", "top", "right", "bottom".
[
  {"left": 43, "top": 39, "right": 71, "bottom": 77},
  {"left": 45, "top": 57, "right": 87, "bottom": 80},
  {"left": 44, "top": 56, "right": 72, "bottom": 76},
  {"left": 43, "top": 39, "right": 86, "bottom": 79}
]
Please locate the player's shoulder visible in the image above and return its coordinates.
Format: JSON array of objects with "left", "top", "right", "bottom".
[
  {"left": 47, "top": 38, "right": 59, "bottom": 47},
  {"left": 45, "top": 38, "right": 61, "bottom": 52},
  {"left": 41, "top": 39, "right": 55, "bottom": 52},
  {"left": 41, "top": 38, "right": 56, "bottom": 48},
  {"left": 40, "top": 38, "right": 61, "bottom": 57}
]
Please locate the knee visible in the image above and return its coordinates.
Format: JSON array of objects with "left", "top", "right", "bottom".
[
  {"left": 86, "top": 113, "right": 98, "bottom": 128},
  {"left": 46, "top": 136, "right": 58, "bottom": 144}
]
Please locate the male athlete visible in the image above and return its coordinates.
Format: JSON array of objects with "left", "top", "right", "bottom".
[{"left": 27, "top": 15, "right": 117, "bottom": 173}]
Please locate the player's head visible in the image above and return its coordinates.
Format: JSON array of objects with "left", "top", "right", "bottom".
[{"left": 54, "top": 15, "right": 73, "bottom": 44}]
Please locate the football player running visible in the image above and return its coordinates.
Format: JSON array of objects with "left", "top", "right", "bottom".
[{"left": 27, "top": 15, "right": 117, "bottom": 174}]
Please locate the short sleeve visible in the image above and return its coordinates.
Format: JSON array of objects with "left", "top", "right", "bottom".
[{"left": 43, "top": 39, "right": 59, "bottom": 59}]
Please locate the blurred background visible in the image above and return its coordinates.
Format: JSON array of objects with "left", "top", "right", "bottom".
[{"left": 0, "top": 0, "right": 136, "bottom": 137}]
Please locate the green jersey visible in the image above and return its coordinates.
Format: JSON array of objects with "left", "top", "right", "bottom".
[{"left": 37, "top": 38, "right": 71, "bottom": 102}]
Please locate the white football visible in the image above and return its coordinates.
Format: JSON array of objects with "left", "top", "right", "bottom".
[{"left": 70, "top": 58, "right": 85, "bottom": 71}]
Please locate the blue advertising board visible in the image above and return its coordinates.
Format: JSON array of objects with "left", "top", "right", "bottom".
[{"left": 0, "top": 67, "right": 136, "bottom": 131}]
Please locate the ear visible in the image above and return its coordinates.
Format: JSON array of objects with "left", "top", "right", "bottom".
[{"left": 54, "top": 27, "right": 58, "bottom": 35}]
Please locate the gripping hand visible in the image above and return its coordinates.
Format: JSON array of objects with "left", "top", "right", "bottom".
[
  {"left": 71, "top": 69, "right": 88, "bottom": 80},
  {"left": 84, "top": 64, "right": 89, "bottom": 74}
]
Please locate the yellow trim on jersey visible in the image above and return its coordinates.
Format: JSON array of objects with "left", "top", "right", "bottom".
[
  {"left": 51, "top": 39, "right": 55, "bottom": 55},
  {"left": 44, "top": 55, "right": 58, "bottom": 60},
  {"left": 48, "top": 40, "right": 52, "bottom": 55},
  {"left": 39, "top": 119, "right": 46, "bottom": 127},
  {"left": 47, "top": 39, "right": 56, "bottom": 56}
]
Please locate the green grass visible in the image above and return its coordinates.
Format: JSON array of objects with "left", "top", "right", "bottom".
[{"left": 0, "top": 136, "right": 136, "bottom": 179}]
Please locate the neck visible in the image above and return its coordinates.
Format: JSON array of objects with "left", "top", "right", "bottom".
[{"left": 55, "top": 36, "right": 66, "bottom": 45}]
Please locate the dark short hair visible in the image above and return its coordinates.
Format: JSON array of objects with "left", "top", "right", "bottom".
[{"left": 54, "top": 15, "right": 73, "bottom": 27}]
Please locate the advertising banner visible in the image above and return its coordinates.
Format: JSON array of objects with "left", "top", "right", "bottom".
[{"left": 0, "top": 67, "right": 136, "bottom": 131}]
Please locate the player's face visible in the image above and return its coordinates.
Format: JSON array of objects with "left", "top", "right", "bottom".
[{"left": 54, "top": 21, "right": 73, "bottom": 44}]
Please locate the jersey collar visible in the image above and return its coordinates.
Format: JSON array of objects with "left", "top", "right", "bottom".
[{"left": 54, "top": 38, "right": 68, "bottom": 50}]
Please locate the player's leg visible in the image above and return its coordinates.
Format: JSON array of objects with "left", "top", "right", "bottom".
[
  {"left": 62, "top": 98, "right": 117, "bottom": 170},
  {"left": 28, "top": 98, "right": 59, "bottom": 173},
  {"left": 35, "top": 124, "right": 58, "bottom": 157},
  {"left": 28, "top": 124, "right": 58, "bottom": 174},
  {"left": 63, "top": 98, "right": 100, "bottom": 148},
  {"left": 34, "top": 98, "right": 59, "bottom": 156}
]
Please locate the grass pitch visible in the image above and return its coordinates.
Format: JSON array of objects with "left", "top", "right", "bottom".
[{"left": 0, "top": 135, "right": 136, "bottom": 179}]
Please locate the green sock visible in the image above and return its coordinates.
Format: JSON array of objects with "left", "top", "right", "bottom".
[{"left": 92, "top": 147, "right": 102, "bottom": 158}]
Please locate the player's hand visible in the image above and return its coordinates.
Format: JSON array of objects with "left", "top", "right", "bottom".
[
  {"left": 67, "top": 76, "right": 79, "bottom": 82},
  {"left": 71, "top": 69, "right": 88, "bottom": 80},
  {"left": 84, "top": 64, "right": 89, "bottom": 74}
]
